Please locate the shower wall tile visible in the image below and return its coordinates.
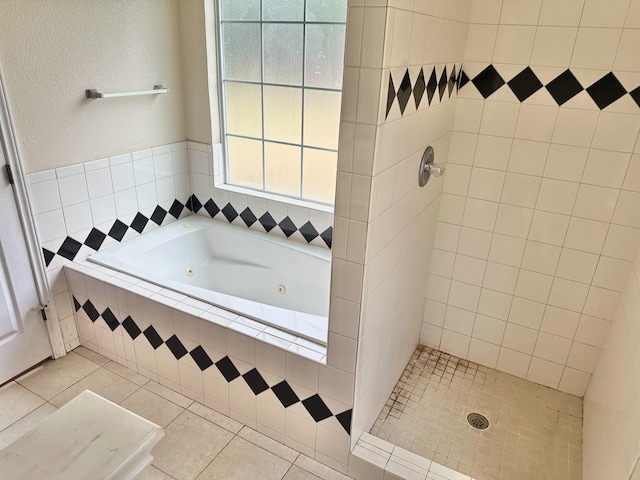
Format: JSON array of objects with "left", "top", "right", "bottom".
[
  {"left": 351, "top": 0, "right": 472, "bottom": 448},
  {"left": 423, "top": 0, "right": 640, "bottom": 399}
]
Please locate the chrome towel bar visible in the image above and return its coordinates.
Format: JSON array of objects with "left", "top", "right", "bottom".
[{"left": 85, "top": 85, "right": 168, "bottom": 99}]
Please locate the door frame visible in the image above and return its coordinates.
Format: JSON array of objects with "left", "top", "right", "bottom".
[{"left": 0, "top": 66, "right": 65, "bottom": 359}]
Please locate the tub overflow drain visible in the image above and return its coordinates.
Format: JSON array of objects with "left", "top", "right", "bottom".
[
  {"left": 467, "top": 413, "right": 489, "bottom": 430},
  {"left": 186, "top": 267, "right": 195, "bottom": 277},
  {"left": 277, "top": 284, "right": 286, "bottom": 294}
]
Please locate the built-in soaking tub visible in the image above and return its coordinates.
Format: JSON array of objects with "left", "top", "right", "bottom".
[{"left": 88, "top": 215, "right": 331, "bottom": 345}]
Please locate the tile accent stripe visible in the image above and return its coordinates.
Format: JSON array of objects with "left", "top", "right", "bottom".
[
  {"left": 42, "top": 199, "right": 189, "bottom": 267},
  {"left": 461, "top": 64, "right": 640, "bottom": 110},
  {"left": 42, "top": 195, "right": 333, "bottom": 266},
  {"left": 73, "top": 296, "right": 352, "bottom": 435},
  {"left": 386, "top": 64, "right": 462, "bottom": 119},
  {"left": 190, "top": 194, "right": 333, "bottom": 248}
]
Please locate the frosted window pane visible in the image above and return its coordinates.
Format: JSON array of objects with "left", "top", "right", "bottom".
[
  {"left": 225, "top": 82, "right": 262, "bottom": 138},
  {"left": 264, "top": 86, "right": 302, "bottom": 144},
  {"left": 306, "top": 0, "right": 347, "bottom": 22},
  {"left": 228, "top": 137, "right": 263, "bottom": 189},
  {"left": 263, "top": 0, "right": 304, "bottom": 21},
  {"left": 265, "top": 143, "right": 302, "bottom": 197},
  {"left": 303, "top": 149, "right": 337, "bottom": 204},
  {"left": 305, "top": 24, "right": 346, "bottom": 89},
  {"left": 263, "top": 24, "right": 303, "bottom": 86},
  {"left": 221, "top": 0, "right": 260, "bottom": 20},
  {"left": 303, "top": 90, "right": 341, "bottom": 149},
  {"left": 223, "top": 24, "right": 261, "bottom": 81}
]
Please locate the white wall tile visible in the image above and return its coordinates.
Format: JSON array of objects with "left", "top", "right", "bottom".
[
  {"left": 515, "top": 270, "right": 553, "bottom": 303},
  {"left": 502, "top": 323, "right": 538, "bottom": 355},
  {"left": 508, "top": 140, "right": 548, "bottom": 176},
  {"left": 613, "top": 190, "right": 640, "bottom": 228},
  {"left": 468, "top": 168, "right": 505, "bottom": 202},
  {"left": 489, "top": 234, "right": 526, "bottom": 268},
  {"left": 483, "top": 262, "right": 519, "bottom": 294},
  {"left": 544, "top": 145, "right": 588, "bottom": 182},
  {"left": 464, "top": 25, "right": 498, "bottom": 62},
  {"left": 566, "top": 341, "right": 600, "bottom": 373},
  {"left": 527, "top": 356, "right": 563, "bottom": 388},
  {"left": 462, "top": 198, "right": 499, "bottom": 231},
  {"left": 535, "top": 179, "right": 579, "bottom": 215},
  {"left": 440, "top": 329, "right": 471, "bottom": 358},
  {"left": 496, "top": 347, "right": 531, "bottom": 378},
  {"left": 530, "top": 27, "right": 578, "bottom": 67},
  {"left": 473, "top": 314, "right": 506, "bottom": 345},
  {"left": 479, "top": 102, "right": 520, "bottom": 138},
  {"left": 478, "top": 288, "right": 512, "bottom": 320},
  {"left": 547, "top": 278, "right": 590, "bottom": 312},
  {"left": 572, "top": 185, "right": 620, "bottom": 222},
  {"left": 556, "top": 248, "right": 599, "bottom": 284},
  {"left": 475, "top": 136, "right": 513, "bottom": 170},
  {"left": 501, "top": 173, "right": 541, "bottom": 208},
  {"left": 514, "top": 105, "right": 558, "bottom": 143},
  {"left": 581, "top": 0, "right": 631, "bottom": 27},
  {"left": 521, "top": 241, "right": 561, "bottom": 275},
  {"left": 458, "top": 227, "right": 493, "bottom": 259},
  {"left": 58, "top": 174, "right": 89, "bottom": 206},
  {"left": 592, "top": 257, "right": 631, "bottom": 291},
  {"left": 563, "top": 218, "right": 608, "bottom": 254},
  {"left": 448, "top": 281, "right": 481, "bottom": 312},
  {"left": 467, "top": 339, "right": 500, "bottom": 368},
  {"left": 493, "top": 26, "right": 536, "bottom": 64},
  {"left": 444, "top": 306, "right": 476, "bottom": 336},
  {"left": 570, "top": 28, "right": 622, "bottom": 69},
  {"left": 592, "top": 113, "right": 640, "bottom": 153}
]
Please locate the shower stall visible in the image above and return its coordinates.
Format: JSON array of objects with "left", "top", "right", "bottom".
[{"left": 341, "top": 1, "right": 640, "bottom": 479}]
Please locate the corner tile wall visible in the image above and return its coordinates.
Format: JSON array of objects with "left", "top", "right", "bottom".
[
  {"left": 28, "top": 141, "right": 336, "bottom": 354},
  {"left": 345, "top": 0, "right": 471, "bottom": 445},
  {"left": 582, "top": 244, "right": 640, "bottom": 479},
  {"left": 422, "top": 0, "right": 640, "bottom": 397},
  {"left": 27, "top": 142, "right": 193, "bottom": 352}
]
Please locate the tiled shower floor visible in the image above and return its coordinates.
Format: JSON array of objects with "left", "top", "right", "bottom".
[{"left": 370, "top": 346, "right": 582, "bottom": 480}]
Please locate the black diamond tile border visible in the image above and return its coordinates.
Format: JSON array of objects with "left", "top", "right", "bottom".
[
  {"left": 72, "top": 296, "right": 352, "bottom": 435},
  {"left": 459, "top": 64, "right": 638, "bottom": 111},
  {"left": 42, "top": 196, "right": 331, "bottom": 269},
  {"left": 386, "top": 64, "right": 462, "bottom": 119},
  {"left": 190, "top": 195, "right": 333, "bottom": 249},
  {"left": 43, "top": 199, "right": 189, "bottom": 267}
]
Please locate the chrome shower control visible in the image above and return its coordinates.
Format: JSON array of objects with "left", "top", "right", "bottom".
[{"left": 418, "top": 146, "right": 445, "bottom": 187}]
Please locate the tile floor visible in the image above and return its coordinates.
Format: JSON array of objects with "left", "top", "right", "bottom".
[
  {"left": 0, "top": 348, "right": 351, "bottom": 480},
  {"left": 370, "top": 346, "right": 583, "bottom": 480}
]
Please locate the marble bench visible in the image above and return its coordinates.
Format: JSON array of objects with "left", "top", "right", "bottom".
[{"left": 0, "top": 390, "right": 164, "bottom": 479}]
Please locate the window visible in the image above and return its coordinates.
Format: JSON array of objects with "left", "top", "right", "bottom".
[{"left": 218, "top": 0, "right": 346, "bottom": 206}]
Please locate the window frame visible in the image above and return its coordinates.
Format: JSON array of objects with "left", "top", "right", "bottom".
[{"left": 214, "top": 0, "right": 346, "bottom": 210}]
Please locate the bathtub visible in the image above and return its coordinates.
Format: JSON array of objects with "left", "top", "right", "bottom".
[{"left": 88, "top": 215, "right": 331, "bottom": 344}]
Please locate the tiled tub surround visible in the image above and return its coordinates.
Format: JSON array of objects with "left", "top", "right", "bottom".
[
  {"left": 88, "top": 215, "right": 331, "bottom": 344},
  {"left": 26, "top": 140, "right": 335, "bottom": 354},
  {"left": 63, "top": 260, "right": 355, "bottom": 472},
  {"left": 422, "top": 0, "right": 640, "bottom": 398}
]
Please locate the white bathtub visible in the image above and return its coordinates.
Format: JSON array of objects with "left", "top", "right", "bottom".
[{"left": 88, "top": 215, "right": 331, "bottom": 344}]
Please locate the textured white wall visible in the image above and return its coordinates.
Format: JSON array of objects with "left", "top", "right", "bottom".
[
  {"left": 178, "top": 0, "right": 217, "bottom": 145},
  {"left": 0, "top": 0, "right": 187, "bottom": 173}
]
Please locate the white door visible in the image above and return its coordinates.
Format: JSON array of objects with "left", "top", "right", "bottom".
[{"left": 0, "top": 144, "right": 52, "bottom": 384}]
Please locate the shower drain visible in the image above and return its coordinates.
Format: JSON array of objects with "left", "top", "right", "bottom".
[{"left": 467, "top": 412, "right": 489, "bottom": 430}]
